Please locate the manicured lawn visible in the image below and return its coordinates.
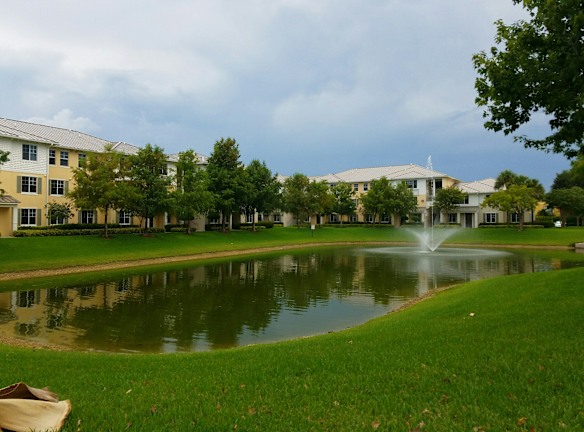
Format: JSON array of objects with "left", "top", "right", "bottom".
[
  {"left": 0, "top": 226, "right": 582, "bottom": 274},
  {"left": 1, "top": 267, "right": 582, "bottom": 430},
  {"left": 1, "top": 227, "right": 583, "bottom": 430}
]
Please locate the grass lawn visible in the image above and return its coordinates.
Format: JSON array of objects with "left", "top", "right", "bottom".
[
  {"left": 1, "top": 227, "right": 583, "bottom": 430},
  {"left": 1, "top": 267, "right": 582, "bottom": 431}
]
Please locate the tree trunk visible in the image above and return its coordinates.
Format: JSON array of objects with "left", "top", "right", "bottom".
[{"left": 104, "top": 206, "right": 109, "bottom": 239}]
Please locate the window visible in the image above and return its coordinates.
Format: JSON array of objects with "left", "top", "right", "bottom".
[
  {"left": 50, "top": 179, "right": 66, "bottom": 196},
  {"left": 50, "top": 214, "right": 67, "bottom": 225},
  {"left": 20, "top": 208, "right": 38, "bottom": 226},
  {"left": 246, "top": 213, "right": 254, "bottom": 223},
  {"left": 60, "top": 151, "right": 69, "bottom": 166},
  {"left": 366, "top": 214, "right": 374, "bottom": 223},
  {"left": 435, "top": 179, "right": 443, "bottom": 190},
  {"left": 330, "top": 214, "right": 338, "bottom": 223},
  {"left": 353, "top": 199, "right": 359, "bottom": 207},
  {"left": 119, "top": 210, "right": 131, "bottom": 225},
  {"left": 350, "top": 214, "right": 358, "bottom": 223},
  {"left": 78, "top": 153, "right": 86, "bottom": 167},
  {"left": 22, "top": 144, "right": 37, "bottom": 161},
  {"left": 381, "top": 214, "right": 390, "bottom": 224},
  {"left": 273, "top": 213, "right": 281, "bottom": 223},
  {"left": 49, "top": 149, "right": 56, "bottom": 165},
  {"left": 363, "top": 183, "right": 369, "bottom": 192},
  {"left": 463, "top": 195, "right": 470, "bottom": 204},
  {"left": 485, "top": 213, "right": 497, "bottom": 224},
  {"left": 81, "top": 210, "right": 95, "bottom": 224},
  {"left": 353, "top": 183, "right": 359, "bottom": 192},
  {"left": 448, "top": 213, "right": 457, "bottom": 223},
  {"left": 19, "top": 176, "right": 38, "bottom": 194},
  {"left": 406, "top": 180, "right": 418, "bottom": 188},
  {"left": 511, "top": 213, "right": 520, "bottom": 224}
]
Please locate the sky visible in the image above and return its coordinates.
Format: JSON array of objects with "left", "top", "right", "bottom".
[{"left": 0, "top": 0, "right": 571, "bottom": 189}]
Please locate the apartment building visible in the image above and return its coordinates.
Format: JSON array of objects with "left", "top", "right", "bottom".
[
  {"left": 311, "top": 164, "right": 459, "bottom": 226},
  {"left": 0, "top": 118, "right": 183, "bottom": 236}
]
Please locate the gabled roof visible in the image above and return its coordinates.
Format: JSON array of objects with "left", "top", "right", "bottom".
[
  {"left": 0, "top": 195, "right": 20, "bottom": 205},
  {"left": 314, "top": 164, "right": 454, "bottom": 183},
  {"left": 457, "top": 178, "right": 497, "bottom": 194},
  {"left": 0, "top": 117, "right": 113, "bottom": 153}
]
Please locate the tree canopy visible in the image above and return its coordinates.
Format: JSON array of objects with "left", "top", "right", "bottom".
[
  {"left": 242, "top": 160, "right": 281, "bottom": 231},
  {"left": 473, "top": 0, "right": 584, "bottom": 158},
  {"left": 68, "top": 145, "right": 138, "bottom": 238},
  {"left": 546, "top": 186, "right": 584, "bottom": 225},
  {"left": 330, "top": 182, "right": 356, "bottom": 225},
  {"left": 206, "top": 138, "right": 246, "bottom": 232},
  {"left": 127, "top": 144, "right": 172, "bottom": 232},
  {"left": 482, "top": 184, "right": 538, "bottom": 230},
  {"left": 434, "top": 187, "right": 467, "bottom": 216},
  {"left": 360, "top": 178, "right": 417, "bottom": 226},
  {"left": 172, "top": 150, "right": 213, "bottom": 234}
]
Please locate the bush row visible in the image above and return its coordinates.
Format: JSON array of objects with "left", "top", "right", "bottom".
[{"left": 13, "top": 227, "right": 165, "bottom": 237}]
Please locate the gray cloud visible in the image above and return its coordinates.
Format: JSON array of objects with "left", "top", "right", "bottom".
[{"left": 0, "top": 0, "right": 570, "bottom": 188}]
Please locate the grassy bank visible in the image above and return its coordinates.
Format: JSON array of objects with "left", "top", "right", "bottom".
[
  {"left": 0, "top": 226, "right": 582, "bottom": 274},
  {"left": 1, "top": 267, "right": 582, "bottom": 430}
]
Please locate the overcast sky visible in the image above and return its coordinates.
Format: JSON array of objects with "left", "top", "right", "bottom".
[{"left": 0, "top": 0, "right": 570, "bottom": 188}]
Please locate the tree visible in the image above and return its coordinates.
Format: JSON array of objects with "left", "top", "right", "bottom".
[
  {"left": 172, "top": 150, "right": 214, "bottom": 234},
  {"left": 331, "top": 182, "right": 356, "bottom": 225},
  {"left": 281, "top": 173, "right": 311, "bottom": 227},
  {"left": 434, "top": 187, "right": 467, "bottom": 219},
  {"left": 307, "top": 180, "right": 334, "bottom": 223},
  {"left": 387, "top": 181, "right": 418, "bottom": 228},
  {"left": 68, "top": 145, "right": 137, "bottom": 238},
  {"left": 360, "top": 178, "right": 417, "bottom": 226},
  {"left": 546, "top": 187, "right": 584, "bottom": 226},
  {"left": 552, "top": 156, "right": 584, "bottom": 189},
  {"left": 127, "top": 144, "right": 171, "bottom": 233},
  {"left": 0, "top": 150, "right": 8, "bottom": 196},
  {"left": 242, "top": 160, "right": 281, "bottom": 231},
  {"left": 473, "top": 0, "right": 584, "bottom": 158},
  {"left": 46, "top": 202, "right": 73, "bottom": 225},
  {"left": 206, "top": 138, "right": 246, "bottom": 232},
  {"left": 482, "top": 184, "right": 538, "bottom": 230}
]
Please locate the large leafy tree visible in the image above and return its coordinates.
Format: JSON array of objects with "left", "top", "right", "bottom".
[
  {"left": 361, "top": 178, "right": 417, "bottom": 226},
  {"left": 546, "top": 186, "right": 584, "bottom": 226},
  {"left": 434, "top": 187, "right": 467, "bottom": 218},
  {"left": 473, "top": 0, "right": 584, "bottom": 158},
  {"left": 307, "top": 180, "right": 334, "bottom": 223},
  {"left": 281, "top": 173, "right": 311, "bottom": 227},
  {"left": 331, "top": 182, "right": 356, "bottom": 225},
  {"left": 482, "top": 184, "right": 538, "bottom": 231},
  {"left": 207, "top": 138, "right": 246, "bottom": 232},
  {"left": 0, "top": 150, "right": 8, "bottom": 196},
  {"left": 242, "top": 160, "right": 281, "bottom": 231},
  {"left": 172, "top": 150, "right": 214, "bottom": 234},
  {"left": 68, "top": 145, "right": 138, "bottom": 238},
  {"left": 128, "top": 144, "right": 171, "bottom": 232},
  {"left": 552, "top": 156, "right": 584, "bottom": 189}
]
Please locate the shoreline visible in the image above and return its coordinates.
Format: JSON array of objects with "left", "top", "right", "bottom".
[{"left": 0, "top": 241, "right": 573, "bottom": 282}]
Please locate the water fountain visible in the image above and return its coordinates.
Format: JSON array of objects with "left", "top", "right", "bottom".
[{"left": 405, "top": 227, "right": 460, "bottom": 252}]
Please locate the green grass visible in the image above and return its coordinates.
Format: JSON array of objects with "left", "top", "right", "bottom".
[
  {"left": 1, "top": 226, "right": 582, "bottom": 274},
  {"left": 1, "top": 267, "right": 583, "bottom": 431},
  {"left": 1, "top": 226, "right": 583, "bottom": 430}
]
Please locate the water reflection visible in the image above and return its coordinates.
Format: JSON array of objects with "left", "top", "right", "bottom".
[{"left": 0, "top": 247, "right": 579, "bottom": 353}]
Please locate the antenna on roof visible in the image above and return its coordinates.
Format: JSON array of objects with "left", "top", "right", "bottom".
[{"left": 426, "top": 155, "right": 433, "bottom": 171}]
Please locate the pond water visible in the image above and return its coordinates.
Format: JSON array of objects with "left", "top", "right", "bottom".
[{"left": 0, "top": 246, "right": 581, "bottom": 353}]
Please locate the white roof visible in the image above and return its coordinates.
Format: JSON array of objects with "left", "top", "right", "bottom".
[
  {"left": 458, "top": 178, "right": 497, "bottom": 194},
  {"left": 312, "top": 164, "right": 454, "bottom": 183}
]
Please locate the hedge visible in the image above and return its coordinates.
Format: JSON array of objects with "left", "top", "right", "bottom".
[{"left": 13, "top": 227, "right": 165, "bottom": 237}]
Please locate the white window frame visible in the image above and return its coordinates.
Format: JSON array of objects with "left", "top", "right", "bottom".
[
  {"left": 353, "top": 183, "right": 359, "bottom": 192},
  {"left": 50, "top": 179, "right": 65, "bottom": 196},
  {"left": 246, "top": 213, "right": 254, "bottom": 223},
  {"left": 21, "top": 176, "right": 38, "bottom": 194},
  {"left": 273, "top": 213, "right": 281, "bottom": 223},
  {"left": 511, "top": 213, "right": 520, "bottom": 224},
  {"left": 485, "top": 213, "right": 497, "bottom": 224},
  {"left": 119, "top": 210, "right": 131, "bottom": 225},
  {"left": 20, "top": 208, "right": 38, "bottom": 226},
  {"left": 22, "top": 144, "right": 37, "bottom": 161},
  {"left": 363, "top": 183, "right": 369, "bottom": 192},
  {"left": 60, "top": 150, "right": 69, "bottom": 167},
  {"left": 448, "top": 213, "right": 457, "bottom": 223},
  {"left": 49, "top": 149, "right": 56, "bottom": 165},
  {"left": 81, "top": 210, "right": 95, "bottom": 224}
]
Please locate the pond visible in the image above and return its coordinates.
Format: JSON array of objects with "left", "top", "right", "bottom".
[{"left": 0, "top": 246, "right": 581, "bottom": 353}]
